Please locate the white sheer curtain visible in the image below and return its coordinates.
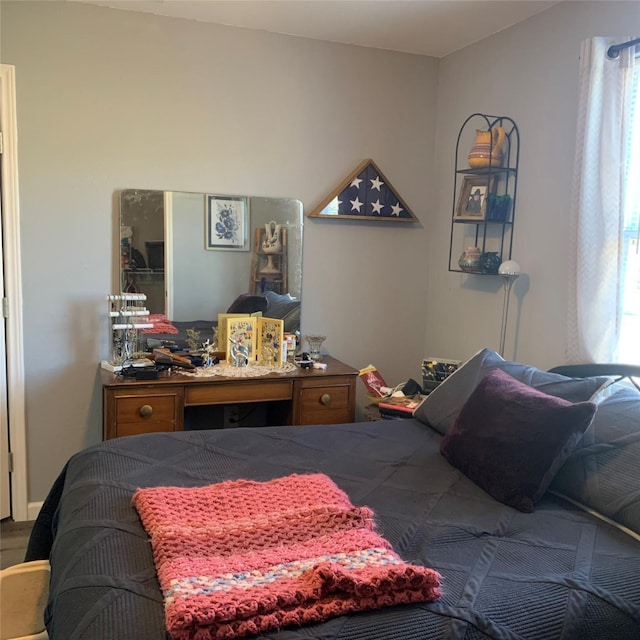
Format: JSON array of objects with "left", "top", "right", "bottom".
[{"left": 567, "top": 37, "right": 637, "bottom": 363}]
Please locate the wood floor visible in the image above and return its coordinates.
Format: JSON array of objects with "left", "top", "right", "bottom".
[{"left": 0, "top": 518, "right": 35, "bottom": 569}]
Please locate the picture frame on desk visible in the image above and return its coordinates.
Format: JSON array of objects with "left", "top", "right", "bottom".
[
  {"left": 225, "top": 316, "right": 257, "bottom": 363},
  {"left": 218, "top": 312, "right": 262, "bottom": 357},
  {"left": 218, "top": 313, "right": 249, "bottom": 357},
  {"left": 257, "top": 317, "right": 285, "bottom": 365},
  {"left": 206, "top": 195, "right": 250, "bottom": 251}
]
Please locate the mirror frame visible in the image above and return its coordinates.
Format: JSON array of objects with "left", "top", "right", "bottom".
[{"left": 119, "top": 189, "right": 304, "bottom": 331}]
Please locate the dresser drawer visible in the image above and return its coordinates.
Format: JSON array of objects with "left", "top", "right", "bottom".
[
  {"left": 116, "top": 394, "right": 177, "bottom": 424},
  {"left": 185, "top": 380, "right": 293, "bottom": 405},
  {"left": 104, "top": 387, "right": 183, "bottom": 439},
  {"left": 115, "top": 419, "right": 176, "bottom": 438},
  {"left": 296, "top": 380, "right": 354, "bottom": 425}
]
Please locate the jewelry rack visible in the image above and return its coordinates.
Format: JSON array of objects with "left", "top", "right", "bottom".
[{"left": 102, "top": 293, "right": 153, "bottom": 372}]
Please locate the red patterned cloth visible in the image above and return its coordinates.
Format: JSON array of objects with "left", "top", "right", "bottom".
[
  {"left": 141, "top": 314, "right": 179, "bottom": 334},
  {"left": 132, "top": 474, "right": 441, "bottom": 640}
]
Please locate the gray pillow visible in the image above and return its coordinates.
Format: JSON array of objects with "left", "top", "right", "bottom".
[
  {"left": 550, "top": 380, "right": 640, "bottom": 535},
  {"left": 413, "top": 348, "right": 611, "bottom": 436},
  {"left": 263, "top": 291, "right": 301, "bottom": 333}
]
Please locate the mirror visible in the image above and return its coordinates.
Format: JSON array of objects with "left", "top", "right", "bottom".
[{"left": 119, "top": 189, "right": 303, "bottom": 341}]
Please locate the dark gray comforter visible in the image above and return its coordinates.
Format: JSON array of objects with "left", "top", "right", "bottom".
[{"left": 28, "top": 419, "right": 640, "bottom": 639}]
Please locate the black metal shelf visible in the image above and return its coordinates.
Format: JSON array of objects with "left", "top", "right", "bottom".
[
  {"left": 456, "top": 166, "right": 516, "bottom": 175},
  {"left": 122, "top": 268, "right": 165, "bottom": 275},
  {"left": 452, "top": 219, "right": 513, "bottom": 225},
  {"left": 448, "top": 113, "right": 520, "bottom": 275}
]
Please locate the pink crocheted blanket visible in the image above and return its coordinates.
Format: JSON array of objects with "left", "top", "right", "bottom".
[
  {"left": 141, "top": 314, "right": 179, "bottom": 334},
  {"left": 132, "top": 473, "right": 441, "bottom": 640}
]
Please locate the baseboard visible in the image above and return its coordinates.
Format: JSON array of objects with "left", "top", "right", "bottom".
[{"left": 27, "top": 501, "right": 43, "bottom": 521}]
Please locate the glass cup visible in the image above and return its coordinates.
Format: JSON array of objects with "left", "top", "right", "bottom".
[{"left": 305, "top": 335, "right": 326, "bottom": 361}]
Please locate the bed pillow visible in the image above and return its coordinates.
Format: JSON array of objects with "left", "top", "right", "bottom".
[
  {"left": 550, "top": 379, "right": 640, "bottom": 535},
  {"left": 263, "top": 291, "right": 301, "bottom": 333},
  {"left": 226, "top": 294, "right": 269, "bottom": 314},
  {"left": 414, "top": 348, "right": 609, "bottom": 435},
  {"left": 440, "top": 368, "right": 597, "bottom": 513},
  {"left": 263, "top": 291, "right": 299, "bottom": 317}
]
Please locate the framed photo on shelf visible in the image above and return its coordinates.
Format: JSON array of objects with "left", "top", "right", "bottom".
[
  {"left": 454, "top": 176, "right": 495, "bottom": 221},
  {"left": 206, "top": 195, "right": 249, "bottom": 251}
]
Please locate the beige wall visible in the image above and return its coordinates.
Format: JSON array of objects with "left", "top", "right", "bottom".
[
  {"left": 1, "top": 0, "right": 638, "bottom": 504},
  {"left": 1, "top": 1, "right": 438, "bottom": 502},
  {"left": 427, "top": 0, "right": 640, "bottom": 368}
]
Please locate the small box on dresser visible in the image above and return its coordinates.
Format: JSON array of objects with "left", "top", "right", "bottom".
[{"left": 422, "top": 357, "right": 460, "bottom": 395}]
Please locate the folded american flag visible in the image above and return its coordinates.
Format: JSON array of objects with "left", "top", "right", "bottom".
[{"left": 132, "top": 473, "right": 441, "bottom": 640}]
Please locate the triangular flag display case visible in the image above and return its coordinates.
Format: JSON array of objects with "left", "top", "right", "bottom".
[{"left": 308, "top": 159, "right": 418, "bottom": 222}]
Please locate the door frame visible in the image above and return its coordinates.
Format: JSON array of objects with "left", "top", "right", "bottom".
[{"left": 0, "top": 64, "right": 27, "bottom": 521}]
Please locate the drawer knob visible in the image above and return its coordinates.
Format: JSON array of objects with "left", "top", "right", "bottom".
[
  {"left": 139, "top": 404, "right": 153, "bottom": 418},
  {"left": 320, "top": 393, "right": 332, "bottom": 406}
]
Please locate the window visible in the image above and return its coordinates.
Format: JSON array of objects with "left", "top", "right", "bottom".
[
  {"left": 619, "top": 59, "right": 640, "bottom": 361},
  {"left": 570, "top": 38, "right": 640, "bottom": 365}
]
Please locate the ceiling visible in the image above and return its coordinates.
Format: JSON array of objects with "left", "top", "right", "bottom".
[{"left": 69, "top": 0, "right": 561, "bottom": 58}]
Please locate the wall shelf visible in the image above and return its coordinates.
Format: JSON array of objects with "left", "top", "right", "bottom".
[{"left": 448, "top": 113, "right": 520, "bottom": 274}]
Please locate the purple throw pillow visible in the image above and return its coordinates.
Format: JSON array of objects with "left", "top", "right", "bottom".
[{"left": 440, "top": 368, "right": 597, "bottom": 513}]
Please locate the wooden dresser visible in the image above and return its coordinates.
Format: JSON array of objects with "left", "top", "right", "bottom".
[{"left": 101, "top": 356, "right": 358, "bottom": 440}]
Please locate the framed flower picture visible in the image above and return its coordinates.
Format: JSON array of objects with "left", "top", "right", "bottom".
[{"left": 206, "top": 195, "right": 249, "bottom": 251}]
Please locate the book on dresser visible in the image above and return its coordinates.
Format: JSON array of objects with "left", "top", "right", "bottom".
[{"left": 378, "top": 395, "right": 425, "bottom": 420}]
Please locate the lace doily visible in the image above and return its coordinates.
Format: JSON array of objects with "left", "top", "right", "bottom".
[{"left": 181, "top": 361, "right": 298, "bottom": 378}]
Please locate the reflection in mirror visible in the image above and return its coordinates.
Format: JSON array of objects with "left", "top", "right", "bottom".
[{"left": 119, "top": 190, "right": 303, "bottom": 349}]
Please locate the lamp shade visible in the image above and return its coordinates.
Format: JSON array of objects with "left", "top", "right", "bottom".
[{"left": 498, "top": 260, "right": 521, "bottom": 277}]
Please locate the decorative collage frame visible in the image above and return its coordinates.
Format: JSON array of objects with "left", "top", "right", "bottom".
[
  {"left": 257, "top": 317, "right": 285, "bottom": 365},
  {"left": 225, "top": 316, "right": 257, "bottom": 363}
]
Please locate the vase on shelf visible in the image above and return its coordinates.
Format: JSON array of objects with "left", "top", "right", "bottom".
[
  {"left": 486, "top": 193, "right": 512, "bottom": 222},
  {"left": 458, "top": 246, "right": 482, "bottom": 273},
  {"left": 480, "top": 251, "right": 502, "bottom": 275},
  {"left": 260, "top": 221, "right": 282, "bottom": 275},
  {"left": 468, "top": 127, "right": 506, "bottom": 168},
  {"left": 260, "top": 255, "right": 280, "bottom": 274},
  {"left": 262, "top": 221, "right": 282, "bottom": 254}
]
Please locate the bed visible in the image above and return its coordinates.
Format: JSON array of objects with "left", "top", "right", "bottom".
[
  {"left": 140, "top": 291, "right": 302, "bottom": 352},
  {"left": 26, "top": 348, "right": 640, "bottom": 639}
]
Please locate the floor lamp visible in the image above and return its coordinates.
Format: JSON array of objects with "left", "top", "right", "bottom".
[{"left": 498, "top": 260, "right": 520, "bottom": 356}]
